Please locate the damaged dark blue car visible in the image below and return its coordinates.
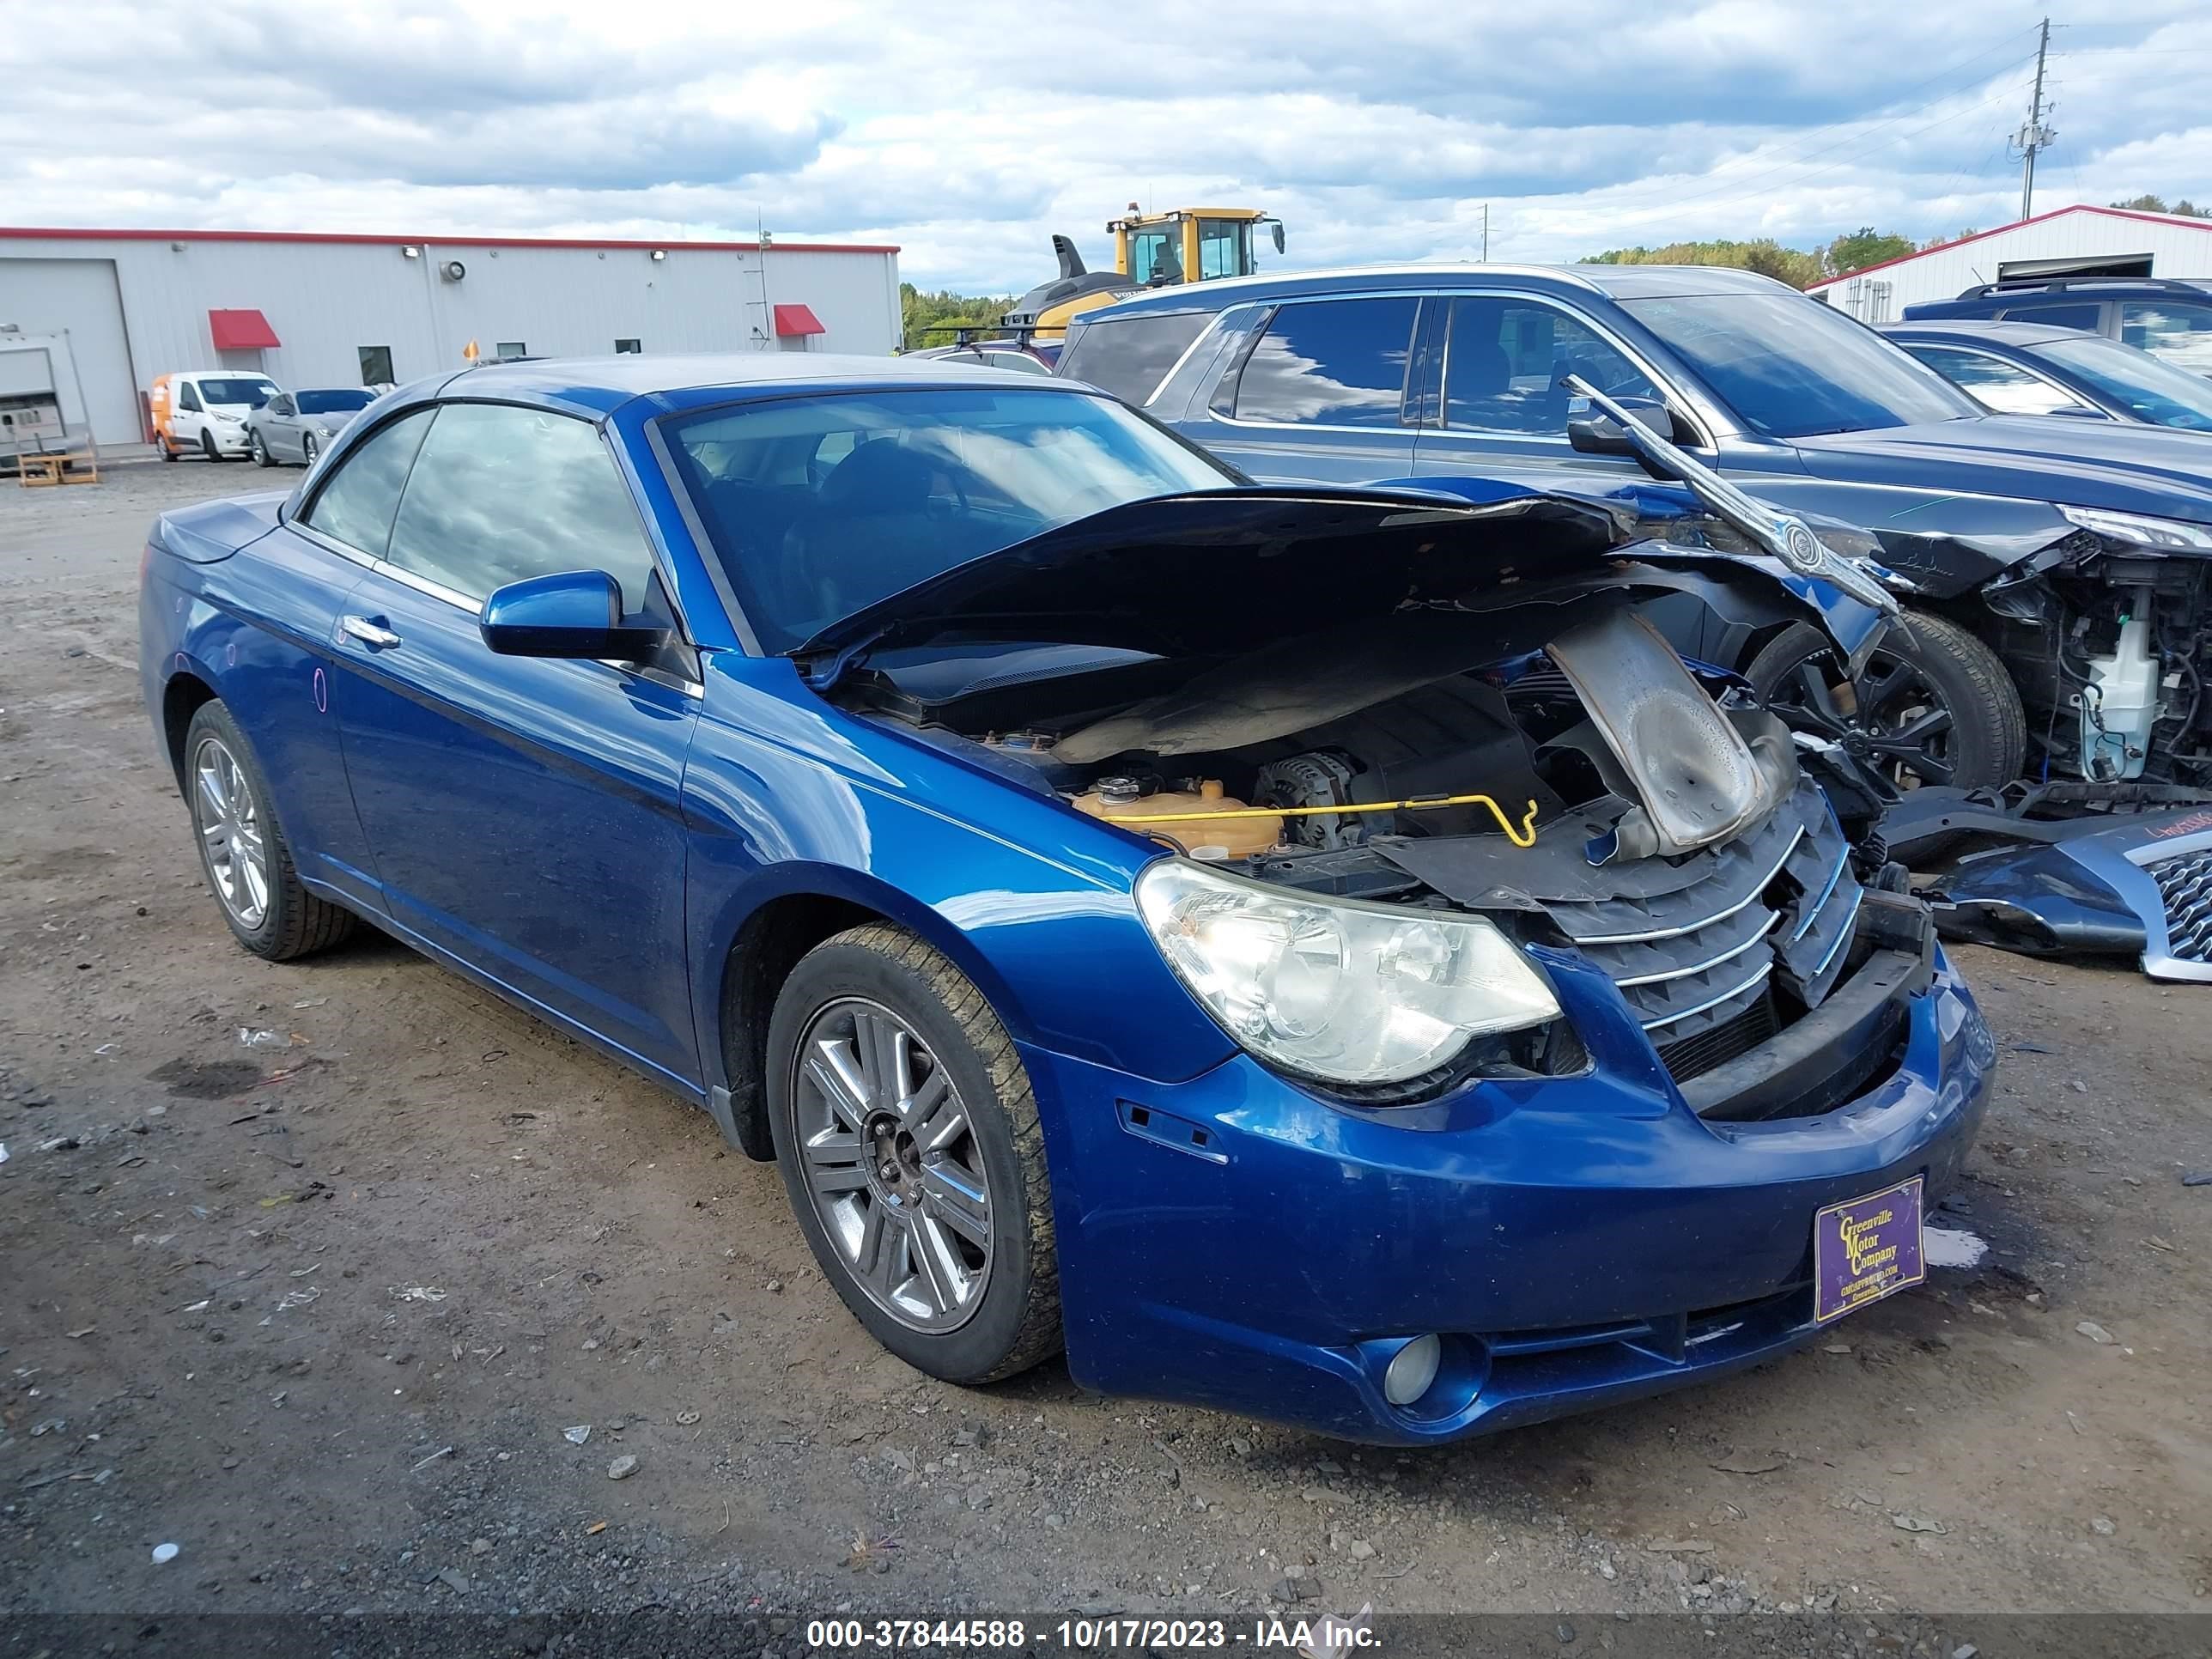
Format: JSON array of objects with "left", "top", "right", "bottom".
[{"left": 139, "top": 357, "right": 1994, "bottom": 1443}]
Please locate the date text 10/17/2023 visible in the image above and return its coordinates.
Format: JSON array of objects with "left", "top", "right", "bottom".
[{"left": 803, "top": 1615, "right": 1380, "bottom": 1651}]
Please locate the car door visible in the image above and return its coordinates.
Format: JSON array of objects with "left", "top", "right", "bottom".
[
  {"left": 327, "top": 399, "right": 703, "bottom": 1085},
  {"left": 257, "top": 393, "right": 289, "bottom": 458},
  {"left": 174, "top": 379, "right": 206, "bottom": 449},
  {"left": 1191, "top": 295, "right": 1423, "bottom": 483},
  {"left": 1410, "top": 293, "right": 1671, "bottom": 489}
]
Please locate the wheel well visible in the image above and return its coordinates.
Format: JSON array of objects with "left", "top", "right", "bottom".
[
  {"left": 717, "top": 893, "right": 881, "bottom": 1161},
  {"left": 161, "top": 672, "right": 218, "bottom": 793}
]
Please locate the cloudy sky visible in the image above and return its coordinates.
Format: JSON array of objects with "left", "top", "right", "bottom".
[{"left": 7, "top": 1, "right": 2209, "bottom": 292}]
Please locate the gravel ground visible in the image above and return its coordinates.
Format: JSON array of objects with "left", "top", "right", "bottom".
[{"left": 1, "top": 462, "right": 2208, "bottom": 1656}]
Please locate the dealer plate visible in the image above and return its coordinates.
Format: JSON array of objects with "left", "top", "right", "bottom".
[{"left": 1812, "top": 1176, "right": 1925, "bottom": 1324}]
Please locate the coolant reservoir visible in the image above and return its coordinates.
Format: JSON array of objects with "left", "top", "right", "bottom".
[{"left": 1073, "top": 777, "right": 1284, "bottom": 860}]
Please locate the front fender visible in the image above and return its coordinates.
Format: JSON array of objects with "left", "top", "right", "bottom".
[{"left": 681, "top": 653, "right": 1238, "bottom": 1096}]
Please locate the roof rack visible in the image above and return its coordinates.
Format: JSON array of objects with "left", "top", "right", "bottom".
[
  {"left": 915, "top": 322, "right": 1049, "bottom": 347},
  {"left": 1951, "top": 274, "right": 2209, "bottom": 301}
]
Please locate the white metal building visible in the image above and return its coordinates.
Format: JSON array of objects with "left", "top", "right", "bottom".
[
  {"left": 0, "top": 227, "right": 903, "bottom": 452},
  {"left": 1808, "top": 204, "right": 2212, "bottom": 322}
]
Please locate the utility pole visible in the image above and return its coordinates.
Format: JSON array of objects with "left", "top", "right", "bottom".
[
  {"left": 2012, "top": 17, "right": 2057, "bottom": 220},
  {"left": 1481, "top": 203, "right": 1490, "bottom": 261}
]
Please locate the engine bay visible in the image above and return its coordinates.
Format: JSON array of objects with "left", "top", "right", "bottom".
[{"left": 842, "top": 598, "right": 1920, "bottom": 1115}]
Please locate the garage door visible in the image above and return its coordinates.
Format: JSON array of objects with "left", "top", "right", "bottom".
[{"left": 0, "top": 258, "right": 140, "bottom": 447}]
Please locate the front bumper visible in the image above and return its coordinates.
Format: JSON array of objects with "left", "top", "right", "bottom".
[{"left": 1025, "top": 943, "right": 1994, "bottom": 1446}]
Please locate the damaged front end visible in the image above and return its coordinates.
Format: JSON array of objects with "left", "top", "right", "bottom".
[{"left": 820, "top": 484, "right": 1940, "bottom": 1120}]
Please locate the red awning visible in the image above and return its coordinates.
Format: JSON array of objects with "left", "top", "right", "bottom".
[
  {"left": 772, "top": 303, "right": 826, "bottom": 337},
  {"left": 209, "top": 309, "right": 280, "bottom": 350}
]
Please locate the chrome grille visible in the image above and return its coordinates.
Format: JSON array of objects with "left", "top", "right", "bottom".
[
  {"left": 1543, "top": 782, "right": 1866, "bottom": 1056},
  {"left": 2150, "top": 849, "right": 2212, "bottom": 963}
]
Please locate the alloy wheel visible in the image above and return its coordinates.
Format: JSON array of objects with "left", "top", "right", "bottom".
[
  {"left": 790, "top": 998, "right": 992, "bottom": 1332},
  {"left": 191, "top": 735, "right": 270, "bottom": 927},
  {"left": 1767, "top": 647, "right": 1957, "bottom": 787}
]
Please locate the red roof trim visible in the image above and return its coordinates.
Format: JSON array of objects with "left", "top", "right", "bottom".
[
  {"left": 0, "top": 225, "right": 900, "bottom": 256},
  {"left": 773, "top": 302, "right": 827, "bottom": 337},
  {"left": 209, "top": 308, "right": 280, "bottom": 350},
  {"left": 1814, "top": 203, "right": 2212, "bottom": 288}
]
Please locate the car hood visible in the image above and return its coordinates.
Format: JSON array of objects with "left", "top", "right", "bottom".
[
  {"left": 1792, "top": 416, "right": 2212, "bottom": 522},
  {"left": 795, "top": 485, "right": 1888, "bottom": 675}
]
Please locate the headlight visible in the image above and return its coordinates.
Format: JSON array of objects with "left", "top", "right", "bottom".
[
  {"left": 1133, "top": 858, "right": 1560, "bottom": 1086},
  {"left": 2058, "top": 504, "right": 2212, "bottom": 551}
]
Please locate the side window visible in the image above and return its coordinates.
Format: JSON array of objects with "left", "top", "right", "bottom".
[
  {"left": 1055, "top": 312, "right": 1211, "bottom": 405},
  {"left": 358, "top": 345, "right": 395, "bottom": 386},
  {"left": 1233, "top": 297, "right": 1419, "bottom": 428},
  {"left": 302, "top": 409, "right": 435, "bottom": 557},
  {"left": 384, "top": 404, "right": 658, "bottom": 611},
  {"left": 178, "top": 383, "right": 203, "bottom": 413},
  {"left": 984, "top": 351, "right": 1049, "bottom": 375},
  {"left": 1903, "top": 346, "right": 2087, "bottom": 416},
  {"left": 1443, "top": 298, "right": 1656, "bottom": 436},
  {"left": 1129, "top": 228, "right": 1179, "bottom": 284},
  {"left": 614, "top": 338, "right": 642, "bottom": 355},
  {"left": 2120, "top": 301, "right": 2212, "bottom": 375},
  {"left": 1996, "top": 301, "right": 2101, "bottom": 331}
]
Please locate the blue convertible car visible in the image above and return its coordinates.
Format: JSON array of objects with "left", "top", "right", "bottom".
[{"left": 141, "top": 355, "right": 1994, "bottom": 1443}]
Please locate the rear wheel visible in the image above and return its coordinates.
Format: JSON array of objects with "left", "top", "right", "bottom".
[
  {"left": 157, "top": 435, "right": 177, "bottom": 462},
  {"left": 301, "top": 432, "right": 319, "bottom": 467},
  {"left": 182, "top": 702, "right": 357, "bottom": 960},
  {"left": 1747, "top": 611, "right": 2026, "bottom": 792},
  {"left": 249, "top": 431, "right": 271, "bottom": 467},
  {"left": 767, "top": 923, "right": 1061, "bottom": 1384}
]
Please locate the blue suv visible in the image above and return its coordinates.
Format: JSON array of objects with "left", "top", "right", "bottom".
[{"left": 1059, "top": 265, "right": 2212, "bottom": 796}]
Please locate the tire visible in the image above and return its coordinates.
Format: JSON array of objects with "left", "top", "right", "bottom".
[
  {"left": 199, "top": 429, "right": 221, "bottom": 462},
  {"left": 249, "top": 432, "right": 271, "bottom": 468},
  {"left": 1747, "top": 611, "right": 2027, "bottom": 792},
  {"left": 158, "top": 435, "right": 178, "bottom": 463},
  {"left": 180, "top": 702, "right": 358, "bottom": 961},
  {"left": 301, "top": 432, "right": 319, "bottom": 467},
  {"left": 767, "top": 922, "right": 1061, "bottom": 1384}
]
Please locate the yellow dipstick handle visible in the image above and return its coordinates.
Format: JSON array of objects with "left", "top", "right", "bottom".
[{"left": 1114, "top": 793, "right": 1542, "bottom": 848}]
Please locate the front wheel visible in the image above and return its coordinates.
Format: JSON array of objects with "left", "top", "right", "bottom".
[
  {"left": 1747, "top": 612, "right": 2026, "bottom": 791},
  {"left": 767, "top": 923, "right": 1061, "bottom": 1384}
]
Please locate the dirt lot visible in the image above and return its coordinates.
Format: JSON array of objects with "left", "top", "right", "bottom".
[{"left": 3, "top": 462, "right": 2209, "bottom": 1651}]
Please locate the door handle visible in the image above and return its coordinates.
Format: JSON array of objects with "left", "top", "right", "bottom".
[{"left": 341, "top": 615, "right": 402, "bottom": 650}]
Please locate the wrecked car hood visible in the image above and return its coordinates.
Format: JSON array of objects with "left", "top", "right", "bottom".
[
  {"left": 1791, "top": 416, "right": 2212, "bottom": 523},
  {"left": 794, "top": 485, "right": 1890, "bottom": 672}
]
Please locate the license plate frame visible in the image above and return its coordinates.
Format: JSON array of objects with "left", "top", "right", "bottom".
[{"left": 1812, "top": 1175, "right": 1926, "bottom": 1324}]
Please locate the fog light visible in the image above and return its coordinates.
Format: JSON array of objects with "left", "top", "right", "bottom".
[{"left": 1382, "top": 1334, "right": 1442, "bottom": 1407}]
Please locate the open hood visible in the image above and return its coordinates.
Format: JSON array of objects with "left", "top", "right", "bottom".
[{"left": 793, "top": 485, "right": 1890, "bottom": 679}]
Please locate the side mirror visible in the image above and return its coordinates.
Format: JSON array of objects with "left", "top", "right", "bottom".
[
  {"left": 1566, "top": 394, "right": 1683, "bottom": 456},
  {"left": 1269, "top": 222, "right": 1285, "bottom": 256},
  {"left": 479, "top": 569, "right": 670, "bottom": 661}
]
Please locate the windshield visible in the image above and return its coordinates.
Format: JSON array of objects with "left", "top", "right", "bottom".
[
  {"left": 198, "top": 378, "right": 277, "bottom": 409},
  {"left": 664, "top": 386, "right": 1237, "bottom": 653},
  {"left": 2040, "top": 335, "right": 2212, "bottom": 432},
  {"left": 296, "top": 389, "right": 375, "bottom": 415},
  {"left": 1621, "top": 294, "right": 1977, "bottom": 437}
]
